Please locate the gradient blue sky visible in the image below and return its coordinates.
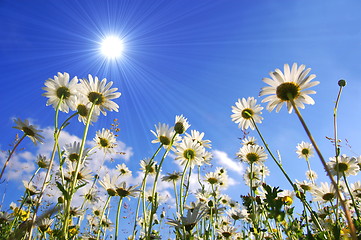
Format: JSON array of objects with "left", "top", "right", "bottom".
[{"left": 1, "top": 0, "right": 361, "bottom": 227}]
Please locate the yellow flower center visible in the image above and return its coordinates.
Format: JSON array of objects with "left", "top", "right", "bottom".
[
  {"left": 22, "top": 126, "right": 35, "bottom": 136},
  {"left": 246, "top": 153, "right": 259, "bottom": 163},
  {"left": 241, "top": 108, "right": 254, "bottom": 119},
  {"left": 56, "top": 86, "right": 71, "bottom": 99},
  {"left": 336, "top": 162, "right": 349, "bottom": 172},
  {"left": 77, "top": 104, "right": 88, "bottom": 117},
  {"left": 88, "top": 92, "right": 105, "bottom": 105},
  {"left": 183, "top": 149, "right": 195, "bottom": 161},
  {"left": 276, "top": 82, "right": 300, "bottom": 101},
  {"left": 99, "top": 137, "right": 109, "bottom": 147}
]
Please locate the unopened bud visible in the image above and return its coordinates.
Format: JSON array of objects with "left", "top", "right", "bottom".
[{"left": 338, "top": 79, "right": 346, "bottom": 87}]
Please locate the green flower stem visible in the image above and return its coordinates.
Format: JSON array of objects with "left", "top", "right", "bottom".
[
  {"left": 147, "top": 134, "right": 177, "bottom": 239},
  {"left": 333, "top": 84, "right": 344, "bottom": 230},
  {"left": 288, "top": 95, "right": 356, "bottom": 240},
  {"left": 27, "top": 97, "right": 63, "bottom": 240},
  {"left": 0, "top": 134, "right": 26, "bottom": 181},
  {"left": 183, "top": 164, "right": 193, "bottom": 208},
  {"left": 132, "top": 144, "right": 163, "bottom": 239},
  {"left": 173, "top": 180, "right": 179, "bottom": 213},
  {"left": 96, "top": 195, "right": 112, "bottom": 240},
  {"left": 251, "top": 117, "right": 325, "bottom": 234},
  {"left": 343, "top": 173, "right": 360, "bottom": 219},
  {"left": 63, "top": 102, "right": 96, "bottom": 239},
  {"left": 179, "top": 159, "right": 190, "bottom": 216},
  {"left": 115, "top": 196, "right": 124, "bottom": 240}
]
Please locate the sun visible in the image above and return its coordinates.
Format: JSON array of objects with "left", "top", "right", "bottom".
[{"left": 100, "top": 36, "right": 124, "bottom": 59}]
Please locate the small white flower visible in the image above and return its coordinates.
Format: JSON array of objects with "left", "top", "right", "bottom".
[
  {"left": 185, "top": 130, "right": 211, "bottom": 148},
  {"left": 13, "top": 118, "right": 44, "bottom": 144},
  {"left": 231, "top": 97, "right": 263, "bottom": 130},
  {"left": 42, "top": 72, "right": 78, "bottom": 113},
  {"left": 260, "top": 63, "right": 319, "bottom": 113},
  {"left": 94, "top": 128, "right": 117, "bottom": 154},
  {"left": 78, "top": 74, "right": 121, "bottom": 115},
  {"left": 174, "top": 115, "right": 190, "bottom": 134},
  {"left": 296, "top": 141, "right": 314, "bottom": 159},
  {"left": 327, "top": 155, "right": 360, "bottom": 177},
  {"left": 237, "top": 144, "right": 267, "bottom": 164},
  {"left": 174, "top": 137, "right": 206, "bottom": 168}
]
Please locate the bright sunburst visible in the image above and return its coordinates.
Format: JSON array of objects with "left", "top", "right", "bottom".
[{"left": 100, "top": 36, "right": 124, "bottom": 59}]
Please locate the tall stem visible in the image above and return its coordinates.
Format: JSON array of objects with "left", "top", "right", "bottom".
[
  {"left": 179, "top": 160, "right": 190, "bottom": 216},
  {"left": 0, "top": 134, "right": 26, "bottom": 181},
  {"left": 288, "top": 95, "right": 356, "bottom": 240},
  {"left": 115, "top": 197, "right": 124, "bottom": 240}
]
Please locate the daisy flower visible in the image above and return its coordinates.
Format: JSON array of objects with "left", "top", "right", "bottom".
[
  {"left": 116, "top": 163, "right": 132, "bottom": 176},
  {"left": 327, "top": 155, "right": 360, "bottom": 177},
  {"left": 204, "top": 172, "right": 222, "bottom": 186},
  {"left": 231, "top": 97, "right": 263, "bottom": 130},
  {"left": 23, "top": 180, "right": 39, "bottom": 196},
  {"left": 350, "top": 181, "right": 361, "bottom": 198},
  {"left": 42, "top": 72, "right": 78, "bottom": 113},
  {"left": 260, "top": 63, "right": 319, "bottom": 113},
  {"left": 295, "top": 180, "right": 314, "bottom": 192},
  {"left": 161, "top": 171, "right": 182, "bottom": 182},
  {"left": 185, "top": 130, "right": 211, "bottom": 148},
  {"left": 99, "top": 173, "right": 119, "bottom": 196},
  {"left": 174, "top": 115, "right": 190, "bottom": 134},
  {"left": 241, "top": 136, "right": 257, "bottom": 146},
  {"left": 115, "top": 182, "right": 139, "bottom": 199},
  {"left": 237, "top": 144, "right": 267, "bottom": 164},
  {"left": 174, "top": 137, "right": 206, "bottom": 169},
  {"left": 296, "top": 141, "right": 314, "bottom": 159},
  {"left": 63, "top": 161, "right": 93, "bottom": 183},
  {"left": 140, "top": 158, "right": 157, "bottom": 176},
  {"left": 63, "top": 141, "right": 91, "bottom": 163},
  {"left": 94, "top": 128, "right": 117, "bottom": 154},
  {"left": 311, "top": 182, "right": 336, "bottom": 202},
  {"left": 36, "top": 154, "right": 50, "bottom": 169},
  {"left": 167, "top": 202, "right": 205, "bottom": 231},
  {"left": 150, "top": 123, "right": 178, "bottom": 147},
  {"left": 305, "top": 169, "right": 318, "bottom": 182},
  {"left": 216, "top": 225, "right": 237, "bottom": 239},
  {"left": 69, "top": 94, "right": 99, "bottom": 124},
  {"left": 13, "top": 118, "right": 44, "bottom": 144},
  {"left": 78, "top": 74, "right": 121, "bottom": 116},
  {"left": 38, "top": 218, "right": 54, "bottom": 233}
]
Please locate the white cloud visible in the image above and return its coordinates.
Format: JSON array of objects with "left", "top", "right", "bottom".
[{"left": 212, "top": 149, "right": 243, "bottom": 174}]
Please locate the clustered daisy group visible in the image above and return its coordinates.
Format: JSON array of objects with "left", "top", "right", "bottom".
[{"left": 0, "top": 63, "right": 360, "bottom": 240}]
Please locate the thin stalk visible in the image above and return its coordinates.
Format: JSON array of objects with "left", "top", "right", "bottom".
[
  {"left": 27, "top": 97, "right": 63, "bottom": 240},
  {"left": 333, "top": 84, "right": 343, "bottom": 232},
  {"left": 343, "top": 173, "right": 360, "bottom": 219},
  {"left": 63, "top": 103, "right": 96, "bottom": 238},
  {"left": 173, "top": 180, "right": 179, "bottom": 213},
  {"left": 179, "top": 160, "right": 190, "bottom": 216},
  {"left": 115, "top": 197, "right": 124, "bottom": 240},
  {"left": 251, "top": 117, "right": 325, "bottom": 234},
  {"left": 0, "top": 134, "right": 26, "bottom": 181},
  {"left": 288, "top": 95, "right": 356, "bottom": 240},
  {"left": 96, "top": 195, "right": 111, "bottom": 240},
  {"left": 147, "top": 135, "right": 176, "bottom": 238}
]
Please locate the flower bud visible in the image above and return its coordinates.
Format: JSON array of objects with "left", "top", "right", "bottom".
[{"left": 338, "top": 79, "right": 346, "bottom": 87}]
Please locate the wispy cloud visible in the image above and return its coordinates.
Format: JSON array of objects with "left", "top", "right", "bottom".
[{"left": 212, "top": 149, "right": 243, "bottom": 174}]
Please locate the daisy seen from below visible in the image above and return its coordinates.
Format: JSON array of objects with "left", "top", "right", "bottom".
[
  {"left": 140, "top": 158, "right": 157, "bottom": 176},
  {"left": 174, "top": 114, "right": 190, "bottom": 134},
  {"left": 42, "top": 72, "right": 78, "bottom": 113},
  {"left": 305, "top": 169, "right": 318, "bottom": 182},
  {"left": 116, "top": 163, "right": 132, "bottom": 176},
  {"left": 311, "top": 182, "right": 336, "bottom": 202},
  {"left": 94, "top": 128, "right": 117, "bottom": 154},
  {"left": 151, "top": 123, "right": 177, "bottom": 147},
  {"left": 99, "top": 173, "right": 119, "bottom": 196},
  {"left": 78, "top": 74, "right": 121, "bottom": 116},
  {"left": 296, "top": 141, "right": 314, "bottom": 159},
  {"left": 260, "top": 63, "right": 319, "bottom": 113},
  {"left": 174, "top": 137, "right": 206, "bottom": 169},
  {"left": 69, "top": 94, "right": 99, "bottom": 124},
  {"left": 241, "top": 136, "right": 257, "bottom": 146},
  {"left": 237, "top": 144, "right": 267, "bottom": 164},
  {"left": 327, "top": 155, "right": 360, "bottom": 177},
  {"left": 13, "top": 118, "right": 44, "bottom": 144},
  {"left": 63, "top": 141, "right": 91, "bottom": 163},
  {"left": 231, "top": 97, "right": 263, "bottom": 130},
  {"left": 185, "top": 130, "right": 211, "bottom": 148}
]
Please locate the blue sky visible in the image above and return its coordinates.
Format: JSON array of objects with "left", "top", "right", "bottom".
[{"left": 1, "top": 0, "right": 361, "bottom": 236}]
